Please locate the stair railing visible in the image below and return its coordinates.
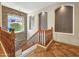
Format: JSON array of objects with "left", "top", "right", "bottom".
[
  {"left": 0, "top": 27, "right": 15, "bottom": 57},
  {"left": 21, "top": 27, "right": 53, "bottom": 51}
]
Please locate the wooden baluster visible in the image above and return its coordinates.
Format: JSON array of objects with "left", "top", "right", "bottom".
[
  {"left": 44, "top": 30, "right": 45, "bottom": 46},
  {"left": 40, "top": 30, "right": 43, "bottom": 45},
  {"left": 39, "top": 30, "right": 41, "bottom": 44},
  {"left": 40, "top": 31, "right": 41, "bottom": 44},
  {"left": 41, "top": 30, "right": 42, "bottom": 44},
  {"left": 43, "top": 30, "right": 44, "bottom": 45},
  {"left": 38, "top": 31, "right": 39, "bottom": 43},
  {"left": 10, "top": 29, "right": 15, "bottom": 57},
  {"left": 42, "top": 30, "right": 43, "bottom": 45},
  {"left": 40, "top": 30, "right": 43, "bottom": 44},
  {"left": 39, "top": 30, "right": 40, "bottom": 44},
  {"left": 0, "top": 27, "right": 1, "bottom": 30},
  {"left": 42, "top": 31, "right": 43, "bottom": 45},
  {"left": 0, "top": 27, "right": 1, "bottom": 41}
]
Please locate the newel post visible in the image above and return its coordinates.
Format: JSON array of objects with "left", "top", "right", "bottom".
[
  {"left": 0, "top": 27, "right": 1, "bottom": 40},
  {"left": 10, "top": 29, "right": 15, "bottom": 57},
  {"left": 0, "top": 27, "right": 1, "bottom": 32}
]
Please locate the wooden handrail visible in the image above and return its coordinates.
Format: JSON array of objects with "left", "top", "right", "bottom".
[
  {"left": 0, "top": 27, "right": 15, "bottom": 57},
  {"left": 21, "top": 30, "right": 39, "bottom": 51},
  {"left": 21, "top": 27, "right": 53, "bottom": 51},
  {"left": 28, "top": 30, "right": 39, "bottom": 41},
  {"left": 21, "top": 30, "right": 39, "bottom": 47},
  {"left": 0, "top": 26, "right": 53, "bottom": 56}
]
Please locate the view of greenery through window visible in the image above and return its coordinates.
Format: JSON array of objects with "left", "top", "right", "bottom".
[{"left": 8, "top": 15, "right": 24, "bottom": 32}]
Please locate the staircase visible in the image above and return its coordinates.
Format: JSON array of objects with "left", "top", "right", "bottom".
[
  {"left": 0, "top": 27, "right": 53, "bottom": 57},
  {"left": 0, "top": 27, "right": 15, "bottom": 57},
  {"left": 21, "top": 27, "right": 53, "bottom": 56}
]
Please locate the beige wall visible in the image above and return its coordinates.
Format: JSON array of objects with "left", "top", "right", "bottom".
[
  {"left": 27, "top": 14, "right": 39, "bottom": 39},
  {"left": 1, "top": 2, "right": 79, "bottom": 46},
  {"left": 27, "top": 2, "right": 79, "bottom": 46}
]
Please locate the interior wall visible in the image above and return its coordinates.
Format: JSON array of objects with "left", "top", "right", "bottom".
[
  {"left": 2, "top": 6, "right": 27, "bottom": 51},
  {"left": 27, "top": 14, "right": 39, "bottom": 39},
  {"left": 27, "top": 2, "right": 79, "bottom": 46},
  {"left": 53, "top": 3, "right": 79, "bottom": 46}
]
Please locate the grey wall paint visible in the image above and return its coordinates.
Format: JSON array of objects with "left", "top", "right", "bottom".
[
  {"left": 55, "top": 6, "right": 73, "bottom": 33},
  {"left": 39, "top": 12, "right": 47, "bottom": 30}
]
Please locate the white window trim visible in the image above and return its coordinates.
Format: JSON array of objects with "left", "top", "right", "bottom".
[{"left": 8, "top": 14, "right": 25, "bottom": 33}]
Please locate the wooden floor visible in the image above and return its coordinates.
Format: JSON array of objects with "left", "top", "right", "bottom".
[
  {"left": 0, "top": 44, "right": 5, "bottom": 57},
  {"left": 27, "top": 41, "right": 79, "bottom": 57}
]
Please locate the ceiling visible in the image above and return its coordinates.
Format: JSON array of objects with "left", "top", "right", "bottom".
[{"left": 1, "top": 2, "right": 56, "bottom": 13}]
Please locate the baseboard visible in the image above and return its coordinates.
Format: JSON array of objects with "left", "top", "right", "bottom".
[
  {"left": 19, "top": 44, "right": 37, "bottom": 57},
  {"left": 37, "top": 39, "right": 53, "bottom": 50},
  {"left": 54, "top": 40, "right": 79, "bottom": 48},
  {"left": 18, "top": 40, "right": 53, "bottom": 57},
  {"left": 46, "top": 39, "right": 53, "bottom": 49},
  {"left": 37, "top": 44, "right": 46, "bottom": 49}
]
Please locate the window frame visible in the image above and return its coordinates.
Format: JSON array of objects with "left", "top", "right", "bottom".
[{"left": 8, "top": 14, "right": 25, "bottom": 33}]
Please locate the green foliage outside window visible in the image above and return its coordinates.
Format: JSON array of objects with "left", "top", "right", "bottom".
[{"left": 10, "top": 23, "right": 23, "bottom": 31}]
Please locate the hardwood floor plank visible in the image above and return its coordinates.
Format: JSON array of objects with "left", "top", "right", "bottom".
[
  {"left": 69, "top": 49, "right": 79, "bottom": 56},
  {"left": 27, "top": 41, "right": 79, "bottom": 57},
  {"left": 0, "top": 44, "right": 5, "bottom": 57}
]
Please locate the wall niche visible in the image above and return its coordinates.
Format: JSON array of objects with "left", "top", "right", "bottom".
[
  {"left": 39, "top": 12, "right": 47, "bottom": 30},
  {"left": 55, "top": 5, "right": 73, "bottom": 33}
]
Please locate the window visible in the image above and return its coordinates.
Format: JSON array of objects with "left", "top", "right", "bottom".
[
  {"left": 29, "top": 16, "right": 35, "bottom": 30},
  {"left": 8, "top": 15, "right": 24, "bottom": 33}
]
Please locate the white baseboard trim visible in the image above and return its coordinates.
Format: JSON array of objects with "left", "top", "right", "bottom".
[
  {"left": 37, "top": 44, "right": 46, "bottom": 49},
  {"left": 19, "top": 44, "right": 37, "bottom": 57},
  {"left": 17, "top": 40, "right": 53, "bottom": 57},
  {"left": 46, "top": 39, "right": 53, "bottom": 49},
  {"left": 37, "top": 39, "right": 53, "bottom": 50},
  {"left": 15, "top": 49, "right": 22, "bottom": 57}
]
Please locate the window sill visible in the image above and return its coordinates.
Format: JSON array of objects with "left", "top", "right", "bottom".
[{"left": 15, "top": 30, "right": 24, "bottom": 33}]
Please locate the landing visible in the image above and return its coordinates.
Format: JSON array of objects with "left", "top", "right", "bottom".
[{"left": 27, "top": 41, "right": 79, "bottom": 57}]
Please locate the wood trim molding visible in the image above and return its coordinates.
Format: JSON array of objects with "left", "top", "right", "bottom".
[
  {"left": 0, "top": 27, "right": 15, "bottom": 57},
  {"left": 37, "top": 39, "right": 53, "bottom": 50},
  {"left": 54, "top": 40, "right": 79, "bottom": 48}
]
